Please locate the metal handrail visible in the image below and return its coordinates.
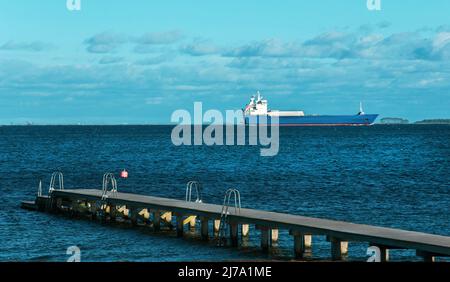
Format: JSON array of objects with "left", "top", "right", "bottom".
[
  {"left": 185, "top": 181, "right": 202, "bottom": 203},
  {"left": 46, "top": 171, "right": 64, "bottom": 211},
  {"left": 48, "top": 171, "right": 64, "bottom": 194},
  {"left": 102, "top": 172, "right": 117, "bottom": 200},
  {"left": 37, "top": 180, "right": 42, "bottom": 197},
  {"left": 218, "top": 188, "right": 241, "bottom": 246}
]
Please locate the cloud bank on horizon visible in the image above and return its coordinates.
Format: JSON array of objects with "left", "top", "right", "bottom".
[{"left": 0, "top": 0, "right": 449, "bottom": 124}]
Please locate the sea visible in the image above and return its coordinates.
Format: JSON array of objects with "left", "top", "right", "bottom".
[{"left": 0, "top": 125, "right": 449, "bottom": 261}]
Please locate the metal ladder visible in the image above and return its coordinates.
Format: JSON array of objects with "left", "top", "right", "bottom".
[
  {"left": 37, "top": 180, "right": 42, "bottom": 197},
  {"left": 47, "top": 171, "right": 64, "bottom": 210},
  {"left": 217, "top": 188, "right": 241, "bottom": 246},
  {"left": 49, "top": 171, "right": 64, "bottom": 193},
  {"left": 101, "top": 172, "right": 117, "bottom": 200},
  {"left": 185, "top": 181, "right": 202, "bottom": 203},
  {"left": 98, "top": 173, "right": 118, "bottom": 217}
]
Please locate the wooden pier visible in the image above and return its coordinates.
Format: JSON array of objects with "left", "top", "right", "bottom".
[{"left": 22, "top": 187, "right": 450, "bottom": 262}]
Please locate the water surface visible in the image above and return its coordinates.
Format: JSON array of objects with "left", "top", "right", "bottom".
[{"left": 0, "top": 125, "right": 449, "bottom": 261}]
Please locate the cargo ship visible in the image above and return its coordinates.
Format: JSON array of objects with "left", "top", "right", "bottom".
[{"left": 244, "top": 92, "right": 378, "bottom": 126}]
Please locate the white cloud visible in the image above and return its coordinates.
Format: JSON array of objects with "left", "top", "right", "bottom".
[{"left": 0, "top": 41, "right": 52, "bottom": 52}]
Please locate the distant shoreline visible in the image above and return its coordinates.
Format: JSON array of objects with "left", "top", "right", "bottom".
[{"left": 378, "top": 118, "right": 450, "bottom": 125}]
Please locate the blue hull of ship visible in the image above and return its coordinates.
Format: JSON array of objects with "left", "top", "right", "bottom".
[{"left": 245, "top": 114, "right": 378, "bottom": 126}]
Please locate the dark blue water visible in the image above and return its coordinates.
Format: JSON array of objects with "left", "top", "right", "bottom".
[{"left": 0, "top": 125, "right": 449, "bottom": 261}]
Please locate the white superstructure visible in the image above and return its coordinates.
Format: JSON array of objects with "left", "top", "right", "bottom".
[{"left": 243, "top": 91, "right": 305, "bottom": 117}]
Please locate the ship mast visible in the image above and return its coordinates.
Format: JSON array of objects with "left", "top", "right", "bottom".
[{"left": 359, "top": 102, "right": 365, "bottom": 115}]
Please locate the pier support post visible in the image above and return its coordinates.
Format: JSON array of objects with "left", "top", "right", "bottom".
[
  {"left": 69, "top": 201, "right": 78, "bottom": 217},
  {"left": 145, "top": 209, "right": 151, "bottom": 224},
  {"left": 257, "top": 226, "right": 270, "bottom": 252},
  {"left": 89, "top": 202, "right": 97, "bottom": 219},
  {"left": 200, "top": 217, "right": 209, "bottom": 241},
  {"left": 109, "top": 205, "right": 116, "bottom": 222},
  {"left": 271, "top": 229, "right": 279, "bottom": 244},
  {"left": 130, "top": 208, "right": 138, "bottom": 226},
  {"left": 242, "top": 224, "right": 249, "bottom": 237},
  {"left": 100, "top": 204, "right": 107, "bottom": 222},
  {"left": 330, "top": 237, "right": 348, "bottom": 261},
  {"left": 416, "top": 250, "right": 435, "bottom": 262},
  {"left": 230, "top": 223, "right": 238, "bottom": 247},
  {"left": 291, "top": 231, "right": 306, "bottom": 259},
  {"left": 421, "top": 254, "right": 436, "bottom": 262},
  {"left": 81, "top": 200, "right": 90, "bottom": 215},
  {"left": 379, "top": 246, "right": 389, "bottom": 262},
  {"left": 56, "top": 198, "right": 63, "bottom": 209},
  {"left": 214, "top": 219, "right": 221, "bottom": 234},
  {"left": 47, "top": 195, "right": 59, "bottom": 212},
  {"left": 176, "top": 213, "right": 184, "bottom": 237},
  {"left": 153, "top": 210, "right": 160, "bottom": 231}
]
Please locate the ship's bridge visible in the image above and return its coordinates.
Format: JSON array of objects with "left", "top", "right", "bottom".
[{"left": 244, "top": 91, "right": 304, "bottom": 116}]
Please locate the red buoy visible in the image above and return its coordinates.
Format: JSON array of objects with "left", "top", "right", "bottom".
[{"left": 120, "top": 169, "right": 128, "bottom": 178}]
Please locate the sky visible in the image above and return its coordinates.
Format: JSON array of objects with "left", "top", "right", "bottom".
[{"left": 0, "top": 0, "right": 450, "bottom": 124}]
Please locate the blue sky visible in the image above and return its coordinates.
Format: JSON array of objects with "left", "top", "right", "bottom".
[{"left": 1, "top": 0, "right": 450, "bottom": 124}]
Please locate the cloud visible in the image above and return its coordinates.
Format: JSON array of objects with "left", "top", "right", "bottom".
[
  {"left": 180, "top": 39, "right": 222, "bottom": 56},
  {"left": 218, "top": 28, "right": 450, "bottom": 61},
  {"left": 301, "top": 32, "right": 356, "bottom": 59},
  {"left": 81, "top": 27, "right": 450, "bottom": 62},
  {"left": 84, "top": 30, "right": 183, "bottom": 54},
  {"left": 433, "top": 32, "right": 450, "bottom": 49},
  {"left": 134, "top": 54, "right": 173, "bottom": 65},
  {"left": 3, "top": 26, "right": 450, "bottom": 123},
  {"left": 0, "top": 41, "right": 51, "bottom": 52},
  {"left": 377, "top": 21, "right": 392, "bottom": 29},
  {"left": 133, "top": 45, "right": 170, "bottom": 54},
  {"left": 84, "top": 32, "right": 128, "bottom": 53},
  {"left": 99, "top": 56, "right": 124, "bottom": 64},
  {"left": 304, "top": 31, "right": 352, "bottom": 46},
  {"left": 223, "top": 39, "right": 302, "bottom": 58},
  {"left": 372, "top": 31, "right": 449, "bottom": 61},
  {"left": 135, "top": 30, "right": 183, "bottom": 45}
]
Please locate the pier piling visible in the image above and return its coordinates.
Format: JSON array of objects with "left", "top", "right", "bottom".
[
  {"left": 153, "top": 210, "right": 161, "bottom": 231},
  {"left": 258, "top": 226, "right": 270, "bottom": 252},
  {"left": 200, "top": 217, "right": 209, "bottom": 240},
  {"left": 130, "top": 208, "right": 138, "bottom": 226},
  {"left": 230, "top": 223, "right": 239, "bottom": 247},
  {"left": 417, "top": 251, "right": 436, "bottom": 262},
  {"left": 110, "top": 205, "right": 117, "bottom": 222},
  {"left": 330, "top": 237, "right": 348, "bottom": 261},
  {"left": 176, "top": 213, "right": 184, "bottom": 237},
  {"left": 293, "top": 232, "right": 306, "bottom": 259}
]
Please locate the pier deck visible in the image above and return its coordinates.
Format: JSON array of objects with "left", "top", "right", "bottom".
[{"left": 46, "top": 188, "right": 450, "bottom": 261}]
